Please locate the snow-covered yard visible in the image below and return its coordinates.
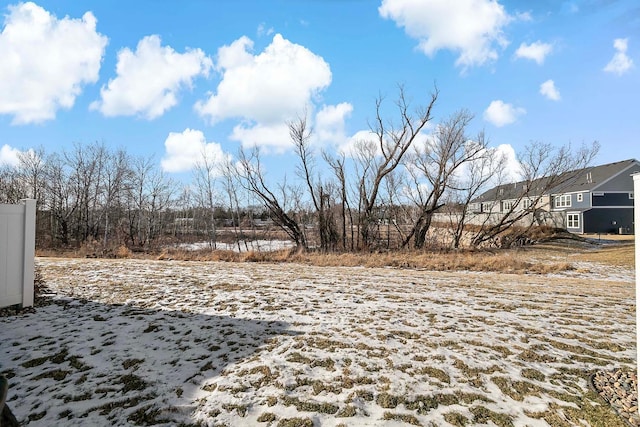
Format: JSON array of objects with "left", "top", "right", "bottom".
[{"left": 0, "top": 256, "right": 636, "bottom": 426}]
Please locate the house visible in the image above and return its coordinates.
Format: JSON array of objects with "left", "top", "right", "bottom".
[{"left": 470, "top": 159, "right": 640, "bottom": 234}]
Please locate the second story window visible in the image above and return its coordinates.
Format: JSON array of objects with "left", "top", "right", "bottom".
[
  {"left": 577, "top": 193, "right": 583, "bottom": 202},
  {"left": 555, "top": 194, "right": 571, "bottom": 208}
]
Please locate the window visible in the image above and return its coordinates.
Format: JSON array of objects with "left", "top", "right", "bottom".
[
  {"left": 567, "top": 213, "right": 580, "bottom": 229},
  {"left": 577, "top": 193, "right": 583, "bottom": 202},
  {"left": 630, "top": 193, "right": 635, "bottom": 200},
  {"left": 555, "top": 194, "right": 571, "bottom": 208},
  {"left": 502, "top": 201, "right": 513, "bottom": 211},
  {"left": 522, "top": 199, "right": 532, "bottom": 210}
]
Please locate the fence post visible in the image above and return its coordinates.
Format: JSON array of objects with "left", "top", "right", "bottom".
[{"left": 21, "top": 199, "right": 36, "bottom": 307}]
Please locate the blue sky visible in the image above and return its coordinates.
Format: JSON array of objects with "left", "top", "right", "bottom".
[{"left": 0, "top": 0, "right": 638, "bottom": 180}]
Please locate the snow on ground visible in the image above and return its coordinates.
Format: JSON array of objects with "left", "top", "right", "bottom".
[
  {"left": 175, "top": 240, "right": 296, "bottom": 252},
  {"left": 0, "top": 257, "right": 636, "bottom": 426}
]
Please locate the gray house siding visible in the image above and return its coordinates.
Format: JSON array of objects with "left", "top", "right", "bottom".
[
  {"left": 594, "top": 167, "right": 640, "bottom": 192},
  {"left": 572, "top": 192, "right": 590, "bottom": 209},
  {"left": 553, "top": 192, "right": 591, "bottom": 210},
  {"left": 583, "top": 208, "right": 634, "bottom": 234}
]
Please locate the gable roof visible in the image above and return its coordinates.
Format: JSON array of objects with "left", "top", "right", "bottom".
[
  {"left": 473, "top": 158, "right": 640, "bottom": 203},
  {"left": 550, "top": 158, "right": 640, "bottom": 194}
]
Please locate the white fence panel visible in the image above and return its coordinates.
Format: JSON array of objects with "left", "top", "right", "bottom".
[{"left": 0, "top": 199, "right": 36, "bottom": 308}]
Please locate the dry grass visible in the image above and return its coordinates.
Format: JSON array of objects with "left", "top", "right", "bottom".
[
  {"left": 573, "top": 242, "right": 635, "bottom": 267},
  {"left": 146, "top": 247, "right": 575, "bottom": 274},
  {"left": 35, "top": 231, "right": 635, "bottom": 274}
]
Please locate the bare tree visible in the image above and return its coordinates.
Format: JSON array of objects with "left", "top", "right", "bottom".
[
  {"left": 124, "top": 156, "right": 177, "bottom": 249},
  {"left": 354, "top": 86, "right": 438, "bottom": 249},
  {"left": 218, "top": 157, "right": 244, "bottom": 251},
  {"left": 100, "top": 149, "right": 132, "bottom": 248},
  {"left": 237, "top": 146, "right": 307, "bottom": 252},
  {"left": 402, "top": 110, "right": 488, "bottom": 249},
  {"left": 44, "top": 153, "right": 75, "bottom": 246},
  {"left": 64, "top": 142, "right": 108, "bottom": 244},
  {"left": 193, "top": 147, "right": 220, "bottom": 249},
  {"left": 0, "top": 164, "right": 24, "bottom": 203},
  {"left": 323, "top": 151, "right": 352, "bottom": 250},
  {"left": 17, "top": 147, "right": 46, "bottom": 202},
  {"left": 448, "top": 140, "right": 506, "bottom": 248},
  {"left": 290, "top": 116, "right": 339, "bottom": 251},
  {"left": 470, "top": 140, "right": 600, "bottom": 248}
]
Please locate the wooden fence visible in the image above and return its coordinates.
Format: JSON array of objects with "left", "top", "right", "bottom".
[{"left": 0, "top": 199, "right": 36, "bottom": 309}]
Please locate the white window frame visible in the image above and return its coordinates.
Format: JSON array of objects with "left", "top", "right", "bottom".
[
  {"left": 630, "top": 192, "right": 634, "bottom": 200},
  {"left": 502, "top": 200, "right": 513, "bottom": 211},
  {"left": 555, "top": 194, "right": 571, "bottom": 208},
  {"left": 567, "top": 213, "right": 580, "bottom": 229},
  {"left": 522, "top": 199, "right": 532, "bottom": 210},
  {"left": 577, "top": 193, "right": 583, "bottom": 202}
]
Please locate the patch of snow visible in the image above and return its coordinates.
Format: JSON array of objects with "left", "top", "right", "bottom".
[
  {"left": 0, "top": 258, "right": 635, "bottom": 426},
  {"left": 175, "top": 239, "right": 295, "bottom": 252}
]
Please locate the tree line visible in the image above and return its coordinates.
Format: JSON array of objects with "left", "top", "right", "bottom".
[{"left": 0, "top": 87, "right": 598, "bottom": 254}]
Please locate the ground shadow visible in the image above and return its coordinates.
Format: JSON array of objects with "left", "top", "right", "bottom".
[{"left": 0, "top": 294, "right": 300, "bottom": 426}]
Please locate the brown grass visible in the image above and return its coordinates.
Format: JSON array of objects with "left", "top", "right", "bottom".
[
  {"left": 146, "top": 247, "right": 574, "bottom": 274},
  {"left": 36, "top": 232, "right": 635, "bottom": 274},
  {"left": 572, "top": 242, "right": 634, "bottom": 267}
]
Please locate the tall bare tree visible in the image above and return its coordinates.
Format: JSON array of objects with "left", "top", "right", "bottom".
[
  {"left": 323, "top": 151, "right": 352, "bottom": 250},
  {"left": 402, "top": 110, "right": 488, "bottom": 249},
  {"left": 17, "top": 147, "right": 46, "bottom": 202},
  {"left": 237, "top": 147, "right": 307, "bottom": 252},
  {"left": 290, "top": 116, "right": 339, "bottom": 251},
  {"left": 448, "top": 141, "right": 506, "bottom": 248},
  {"left": 193, "top": 147, "right": 221, "bottom": 249},
  {"left": 354, "top": 86, "right": 438, "bottom": 249}
]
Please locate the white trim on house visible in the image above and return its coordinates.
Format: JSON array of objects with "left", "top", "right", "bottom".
[
  {"left": 566, "top": 212, "right": 580, "bottom": 228},
  {"left": 585, "top": 205, "right": 635, "bottom": 209},
  {"left": 554, "top": 194, "right": 571, "bottom": 208}
]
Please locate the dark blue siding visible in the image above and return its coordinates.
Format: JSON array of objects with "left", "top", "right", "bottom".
[
  {"left": 591, "top": 192, "right": 633, "bottom": 206},
  {"left": 583, "top": 208, "right": 634, "bottom": 233}
]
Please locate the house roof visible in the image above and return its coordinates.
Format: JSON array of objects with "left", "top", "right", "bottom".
[
  {"left": 548, "top": 158, "right": 640, "bottom": 194},
  {"left": 472, "top": 158, "right": 640, "bottom": 203}
]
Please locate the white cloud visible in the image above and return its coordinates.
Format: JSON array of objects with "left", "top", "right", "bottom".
[
  {"left": 195, "top": 33, "right": 333, "bottom": 150},
  {"left": 483, "top": 100, "right": 525, "bottom": 127},
  {"left": 314, "top": 103, "right": 353, "bottom": 146},
  {"left": 540, "top": 79, "right": 561, "bottom": 101},
  {"left": 378, "top": 0, "right": 511, "bottom": 69},
  {"left": 495, "top": 143, "right": 522, "bottom": 182},
  {"left": 0, "top": 2, "right": 107, "bottom": 124},
  {"left": 161, "top": 129, "right": 225, "bottom": 173},
  {"left": 230, "top": 122, "right": 292, "bottom": 152},
  {"left": 215, "top": 36, "right": 254, "bottom": 71},
  {"left": 91, "top": 35, "right": 212, "bottom": 119},
  {"left": 0, "top": 144, "right": 21, "bottom": 167},
  {"left": 514, "top": 41, "right": 553, "bottom": 64},
  {"left": 604, "top": 38, "right": 634, "bottom": 75},
  {"left": 257, "top": 23, "right": 274, "bottom": 37},
  {"left": 338, "top": 130, "right": 381, "bottom": 158}
]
